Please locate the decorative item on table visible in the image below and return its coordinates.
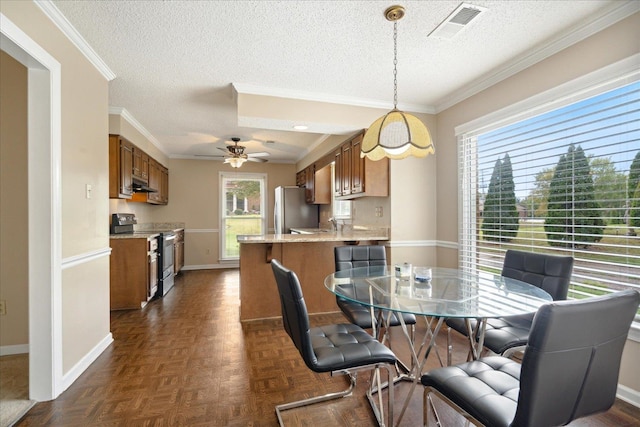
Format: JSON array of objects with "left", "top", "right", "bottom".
[
  {"left": 395, "top": 262, "right": 412, "bottom": 279},
  {"left": 414, "top": 267, "right": 432, "bottom": 282}
]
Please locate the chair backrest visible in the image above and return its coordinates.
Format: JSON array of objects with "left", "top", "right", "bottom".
[
  {"left": 501, "top": 250, "right": 574, "bottom": 301},
  {"left": 334, "top": 245, "right": 386, "bottom": 272},
  {"left": 270, "top": 259, "right": 317, "bottom": 370},
  {"left": 512, "top": 289, "right": 640, "bottom": 427}
]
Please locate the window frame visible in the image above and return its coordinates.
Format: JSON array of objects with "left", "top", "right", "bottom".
[
  {"left": 457, "top": 60, "right": 640, "bottom": 341},
  {"left": 219, "top": 172, "right": 267, "bottom": 261}
]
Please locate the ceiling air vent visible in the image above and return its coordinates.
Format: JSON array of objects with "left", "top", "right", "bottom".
[{"left": 428, "top": 3, "right": 487, "bottom": 40}]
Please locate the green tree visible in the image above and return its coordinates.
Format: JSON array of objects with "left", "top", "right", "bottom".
[
  {"left": 481, "top": 154, "right": 519, "bottom": 242},
  {"left": 520, "top": 167, "right": 554, "bottom": 218},
  {"left": 628, "top": 151, "right": 640, "bottom": 231},
  {"left": 545, "top": 145, "right": 604, "bottom": 248},
  {"left": 591, "top": 157, "right": 627, "bottom": 224}
]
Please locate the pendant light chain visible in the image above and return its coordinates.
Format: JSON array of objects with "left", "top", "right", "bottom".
[{"left": 393, "top": 21, "right": 398, "bottom": 110}]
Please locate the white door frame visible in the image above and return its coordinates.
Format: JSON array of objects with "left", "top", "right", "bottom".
[{"left": 1, "top": 13, "right": 63, "bottom": 401}]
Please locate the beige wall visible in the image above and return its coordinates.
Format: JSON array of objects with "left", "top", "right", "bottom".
[
  {"left": 435, "top": 12, "right": 640, "bottom": 391},
  {"left": 1, "top": 0, "right": 111, "bottom": 378},
  {"left": 0, "top": 51, "right": 29, "bottom": 348}
]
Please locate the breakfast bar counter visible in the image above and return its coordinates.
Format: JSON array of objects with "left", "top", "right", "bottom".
[{"left": 238, "top": 230, "right": 388, "bottom": 321}]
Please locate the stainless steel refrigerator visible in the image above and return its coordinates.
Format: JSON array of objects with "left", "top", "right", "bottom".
[{"left": 274, "top": 186, "right": 319, "bottom": 234}]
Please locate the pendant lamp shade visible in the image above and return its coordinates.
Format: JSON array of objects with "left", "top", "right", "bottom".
[
  {"left": 361, "top": 5, "right": 435, "bottom": 161},
  {"left": 361, "top": 108, "right": 435, "bottom": 161}
]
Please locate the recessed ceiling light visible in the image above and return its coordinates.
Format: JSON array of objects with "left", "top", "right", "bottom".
[{"left": 293, "top": 125, "right": 308, "bottom": 130}]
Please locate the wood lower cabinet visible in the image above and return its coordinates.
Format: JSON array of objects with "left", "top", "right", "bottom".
[
  {"left": 110, "top": 237, "right": 159, "bottom": 310},
  {"left": 239, "top": 240, "right": 381, "bottom": 321}
]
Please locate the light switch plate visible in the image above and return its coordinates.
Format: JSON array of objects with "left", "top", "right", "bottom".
[{"left": 85, "top": 184, "right": 92, "bottom": 199}]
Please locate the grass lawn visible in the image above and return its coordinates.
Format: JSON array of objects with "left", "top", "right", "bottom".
[
  {"left": 478, "top": 221, "right": 639, "bottom": 306},
  {"left": 225, "top": 216, "right": 263, "bottom": 257}
]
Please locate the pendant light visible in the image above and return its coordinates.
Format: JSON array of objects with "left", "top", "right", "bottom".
[{"left": 361, "top": 5, "right": 435, "bottom": 161}]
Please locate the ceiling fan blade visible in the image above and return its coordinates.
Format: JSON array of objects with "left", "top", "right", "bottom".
[
  {"left": 217, "top": 147, "right": 230, "bottom": 153},
  {"left": 246, "top": 152, "right": 270, "bottom": 158},
  {"left": 247, "top": 157, "right": 268, "bottom": 163}
]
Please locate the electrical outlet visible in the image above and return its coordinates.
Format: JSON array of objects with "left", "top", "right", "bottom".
[
  {"left": 0, "top": 300, "right": 6, "bottom": 316},
  {"left": 375, "top": 206, "right": 383, "bottom": 217}
]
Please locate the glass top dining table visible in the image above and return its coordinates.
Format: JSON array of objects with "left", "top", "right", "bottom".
[
  {"left": 325, "top": 265, "right": 553, "bottom": 319},
  {"left": 324, "top": 265, "right": 553, "bottom": 426}
]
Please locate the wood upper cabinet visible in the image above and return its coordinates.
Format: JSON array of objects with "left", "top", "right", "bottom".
[
  {"left": 335, "top": 131, "right": 389, "bottom": 200},
  {"left": 350, "top": 134, "right": 363, "bottom": 194},
  {"left": 296, "top": 170, "right": 306, "bottom": 187},
  {"left": 297, "top": 163, "right": 330, "bottom": 204},
  {"left": 334, "top": 147, "right": 342, "bottom": 197},
  {"left": 110, "top": 134, "right": 168, "bottom": 204},
  {"left": 160, "top": 166, "right": 169, "bottom": 204},
  {"left": 109, "top": 135, "right": 133, "bottom": 199},
  {"left": 132, "top": 147, "right": 149, "bottom": 183},
  {"left": 341, "top": 142, "right": 352, "bottom": 196}
]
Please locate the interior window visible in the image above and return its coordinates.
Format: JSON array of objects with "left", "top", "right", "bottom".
[{"left": 220, "top": 172, "right": 267, "bottom": 260}]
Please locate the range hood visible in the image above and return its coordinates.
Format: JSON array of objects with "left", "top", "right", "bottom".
[{"left": 132, "top": 179, "right": 158, "bottom": 193}]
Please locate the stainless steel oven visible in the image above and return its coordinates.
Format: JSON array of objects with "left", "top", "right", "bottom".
[{"left": 157, "top": 231, "right": 175, "bottom": 297}]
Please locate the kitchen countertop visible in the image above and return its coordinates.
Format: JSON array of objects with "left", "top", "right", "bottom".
[
  {"left": 110, "top": 223, "right": 185, "bottom": 239},
  {"left": 237, "top": 229, "right": 388, "bottom": 244}
]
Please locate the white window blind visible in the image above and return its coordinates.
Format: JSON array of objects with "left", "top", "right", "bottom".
[{"left": 459, "top": 80, "right": 640, "bottom": 328}]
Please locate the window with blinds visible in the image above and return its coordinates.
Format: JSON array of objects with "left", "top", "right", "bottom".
[{"left": 459, "top": 80, "right": 640, "bottom": 327}]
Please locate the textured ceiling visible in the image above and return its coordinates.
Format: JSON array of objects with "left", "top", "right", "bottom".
[{"left": 49, "top": 0, "right": 632, "bottom": 163}]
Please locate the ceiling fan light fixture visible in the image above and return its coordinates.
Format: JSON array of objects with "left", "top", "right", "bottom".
[
  {"left": 361, "top": 5, "right": 435, "bottom": 161},
  {"left": 225, "top": 157, "right": 247, "bottom": 168}
]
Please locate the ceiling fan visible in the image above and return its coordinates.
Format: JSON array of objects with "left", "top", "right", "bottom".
[{"left": 197, "top": 137, "right": 269, "bottom": 168}]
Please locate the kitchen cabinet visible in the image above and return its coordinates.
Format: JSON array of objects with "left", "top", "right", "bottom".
[
  {"left": 132, "top": 146, "right": 149, "bottom": 183},
  {"left": 110, "top": 236, "right": 159, "bottom": 310},
  {"left": 297, "top": 163, "right": 330, "bottom": 204},
  {"left": 334, "top": 131, "right": 389, "bottom": 199},
  {"left": 110, "top": 134, "right": 169, "bottom": 205},
  {"left": 174, "top": 229, "right": 184, "bottom": 275},
  {"left": 109, "top": 135, "right": 133, "bottom": 199},
  {"left": 340, "top": 141, "right": 352, "bottom": 196}
]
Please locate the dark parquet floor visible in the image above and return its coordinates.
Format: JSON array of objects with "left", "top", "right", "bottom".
[{"left": 14, "top": 269, "right": 640, "bottom": 426}]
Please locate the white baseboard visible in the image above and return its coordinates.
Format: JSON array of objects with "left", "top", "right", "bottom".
[
  {"left": 182, "top": 263, "right": 238, "bottom": 270},
  {"left": 617, "top": 384, "right": 640, "bottom": 408},
  {"left": 0, "top": 344, "right": 29, "bottom": 356},
  {"left": 61, "top": 333, "right": 113, "bottom": 392}
]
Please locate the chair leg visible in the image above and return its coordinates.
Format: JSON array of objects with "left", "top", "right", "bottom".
[
  {"left": 365, "top": 364, "right": 395, "bottom": 427},
  {"left": 446, "top": 326, "right": 452, "bottom": 366},
  {"left": 276, "top": 363, "right": 394, "bottom": 427}
]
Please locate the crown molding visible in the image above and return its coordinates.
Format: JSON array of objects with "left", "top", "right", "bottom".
[
  {"left": 233, "top": 83, "right": 436, "bottom": 115},
  {"left": 435, "top": 0, "right": 640, "bottom": 113},
  {"left": 35, "top": 0, "right": 116, "bottom": 81},
  {"left": 109, "top": 107, "right": 167, "bottom": 155}
]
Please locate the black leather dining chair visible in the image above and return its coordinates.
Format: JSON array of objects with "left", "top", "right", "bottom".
[
  {"left": 422, "top": 289, "right": 639, "bottom": 427},
  {"left": 446, "top": 250, "right": 574, "bottom": 362},
  {"left": 270, "top": 259, "right": 397, "bottom": 427},
  {"left": 334, "top": 246, "right": 417, "bottom": 338}
]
